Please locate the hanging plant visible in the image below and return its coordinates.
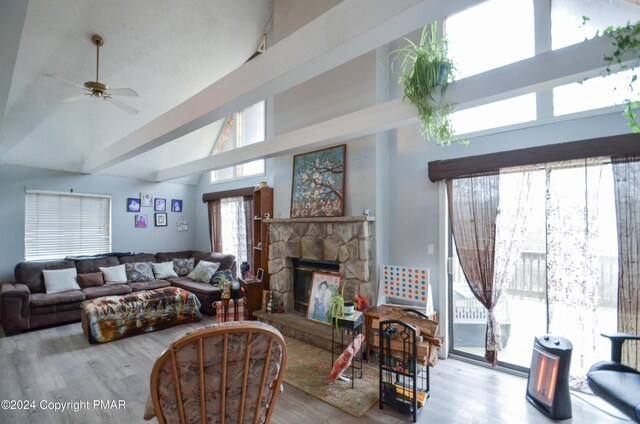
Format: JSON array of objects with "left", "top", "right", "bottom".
[
  {"left": 390, "top": 21, "right": 467, "bottom": 146},
  {"left": 584, "top": 16, "right": 640, "bottom": 132}
]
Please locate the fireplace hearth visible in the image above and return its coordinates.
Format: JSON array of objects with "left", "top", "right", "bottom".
[{"left": 267, "top": 216, "right": 376, "bottom": 312}]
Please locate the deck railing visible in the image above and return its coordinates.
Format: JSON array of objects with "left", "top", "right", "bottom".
[{"left": 452, "top": 251, "right": 618, "bottom": 307}]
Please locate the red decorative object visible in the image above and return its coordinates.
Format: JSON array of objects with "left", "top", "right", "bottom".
[
  {"left": 354, "top": 294, "right": 369, "bottom": 312},
  {"left": 327, "top": 334, "right": 364, "bottom": 384}
]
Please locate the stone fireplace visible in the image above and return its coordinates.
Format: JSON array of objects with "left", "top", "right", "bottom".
[{"left": 266, "top": 216, "right": 375, "bottom": 312}]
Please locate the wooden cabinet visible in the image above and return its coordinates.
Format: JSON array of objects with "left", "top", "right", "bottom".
[
  {"left": 252, "top": 186, "right": 273, "bottom": 289},
  {"left": 240, "top": 278, "right": 264, "bottom": 320}
]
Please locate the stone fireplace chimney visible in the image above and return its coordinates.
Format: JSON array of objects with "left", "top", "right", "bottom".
[{"left": 266, "top": 216, "right": 375, "bottom": 312}]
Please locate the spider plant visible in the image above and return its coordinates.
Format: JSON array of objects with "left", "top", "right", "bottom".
[{"left": 391, "top": 21, "right": 464, "bottom": 146}]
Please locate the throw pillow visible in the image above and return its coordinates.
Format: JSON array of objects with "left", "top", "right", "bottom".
[
  {"left": 100, "top": 264, "right": 128, "bottom": 284},
  {"left": 173, "top": 258, "right": 195, "bottom": 277},
  {"left": 43, "top": 268, "right": 81, "bottom": 294},
  {"left": 152, "top": 261, "right": 178, "bottom": 279},
  {"left": 186, "top": 260, "right": 220, "bottom": 284},
  {"left": 77, "top": 272, "right": 105, "bottom": 289},
  {"left": 125, "top": 262, "right": 156, "bottom": 283},
  {"left": 210, "top": 269, "right": 234, "bottom": 287}
]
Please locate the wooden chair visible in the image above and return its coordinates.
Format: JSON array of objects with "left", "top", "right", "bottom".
[{"left": 149, "top": 321, "right": 287, "bottom": 424}]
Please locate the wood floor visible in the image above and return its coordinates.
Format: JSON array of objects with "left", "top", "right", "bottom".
[{"left": 0, "top": 317, "right": 627, "bottom": 423}]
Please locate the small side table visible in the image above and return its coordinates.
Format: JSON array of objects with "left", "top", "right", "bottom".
[
  {"left": 331, "top": 311, "right": 364, "bottom": 388},
  {"left": 240, "top": 278, "right": 264, "bottom": 320}
]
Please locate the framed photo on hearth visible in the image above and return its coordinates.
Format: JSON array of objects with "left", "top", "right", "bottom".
[
  {"left": 306, "top": 271, "right": 341, "bottom": 326},
  {"left": 291, "top": 145, "right": 345, "bottom": 218},
  {"left": 155, "top": 213, "right": 167, "bottom": 227}
]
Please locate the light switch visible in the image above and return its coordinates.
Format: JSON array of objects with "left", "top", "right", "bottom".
[{"left": 428, "top": 244, "right": 435, "bottom": 255}]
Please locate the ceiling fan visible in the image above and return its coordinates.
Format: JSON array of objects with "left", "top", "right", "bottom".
[{"left": 44, "top": 34, "right": 139, "bottom": 115}]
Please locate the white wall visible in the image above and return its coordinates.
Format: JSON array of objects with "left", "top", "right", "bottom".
[{"left": 0, "top": 164, "right": 197, "bottom": 281}]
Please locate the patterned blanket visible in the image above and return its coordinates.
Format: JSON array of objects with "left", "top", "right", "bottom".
[{"left": 81, "top": 287, "right": 202, "bottom": 343}]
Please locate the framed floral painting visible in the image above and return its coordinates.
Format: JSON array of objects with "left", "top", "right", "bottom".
[{"left": 291, "top": 145, "right": 346, "bottom": 217}]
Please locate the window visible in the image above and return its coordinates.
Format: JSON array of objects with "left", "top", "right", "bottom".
[
  {"left": 210, "top": 101, "right": 266, "bottom": 183},
  {"left": 450, "top": 160, "right": 619, "bottom": 386},
  {"left": 25, "top": 191, "right": 111, "bottom": 261},
  {"left": 446, "top": 0, "right": 536, "bottom": 133},
  {"left": 220, "top": 197, "right": 250, "bottom": 268},
  {"left": 551, "top": 0, "right": 640, "bottom": 115}
]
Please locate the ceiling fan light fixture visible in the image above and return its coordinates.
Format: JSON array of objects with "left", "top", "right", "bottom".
[{"left": 45, "top": 33, "right": 139, "bottom": 114}]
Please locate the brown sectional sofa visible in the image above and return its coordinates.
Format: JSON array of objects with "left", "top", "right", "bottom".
[{"left": 1, "top": 250, "right": 235, "bottom": 335}]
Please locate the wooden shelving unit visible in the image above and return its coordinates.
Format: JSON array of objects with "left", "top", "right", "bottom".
[{"left": 252, "top": 186, "right": 273, "bottom": 290}]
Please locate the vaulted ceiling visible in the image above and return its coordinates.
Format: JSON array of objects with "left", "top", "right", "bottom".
[{"left": 0, "top": 0, "right": 272, "bottom": 184}]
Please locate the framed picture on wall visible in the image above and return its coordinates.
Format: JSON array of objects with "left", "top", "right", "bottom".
[
  {"left": 154, "top": 198, "right": 166, "bottom": 212},
  {"left": 155, "top": 213, "right": 167, "bottom": 227},
  {"left": 256, "top": 268, "right": 264, "bottom": 282},
  {"left": 306, "top": 272, "right": 341, "bottom": 326},
  {"left": 291, "top": 145, "right": 346, "bottom": 218},
  {"left": 135, "top": 214, "right": 148, "bottom": 228},
  {"left": 140, "top": 193, "right": 153, "bottom": 207},
  {"left": 127, "top": 198, "right": 141, "bottom": 212},
  {"left": 171, "top": 199, "right": 183, "bottom": 212}
]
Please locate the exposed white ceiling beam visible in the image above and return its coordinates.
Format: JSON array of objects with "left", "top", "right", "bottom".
[
  {"left": 82, "top": 0, "right": 486, "bottom": 173},
  {"left": 0, "top": 0, "right": 28, "bottom": 158},
  {"left": 154, "top": 34, "right": 633, "bottom": 182}
]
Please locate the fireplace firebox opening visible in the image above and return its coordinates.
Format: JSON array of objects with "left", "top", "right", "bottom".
[{"left": 292, "top": 258, "right": 340, "bottom": 314}]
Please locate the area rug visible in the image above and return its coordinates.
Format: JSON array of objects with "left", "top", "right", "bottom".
[{"left": 283, "top": 336, "right": 379, "bottom": 417}]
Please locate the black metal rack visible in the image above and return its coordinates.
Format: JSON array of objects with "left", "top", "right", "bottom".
[{"left": 378, "top": 318, "right": 430, "bottom": 422}]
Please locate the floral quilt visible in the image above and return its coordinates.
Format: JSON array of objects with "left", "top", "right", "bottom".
[{"left": 81, "top": 287, "right": 202, "bottom": 343}]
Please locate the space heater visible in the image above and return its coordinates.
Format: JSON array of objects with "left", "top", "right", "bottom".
[{"left": 526, "top": 335, "right": 572, "bottom": 420}]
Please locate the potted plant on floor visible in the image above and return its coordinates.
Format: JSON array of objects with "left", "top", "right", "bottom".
[{"left": 390, "top": 20, "right": 465, "bottom": 146}]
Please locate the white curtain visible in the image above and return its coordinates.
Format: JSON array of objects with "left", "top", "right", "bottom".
[
  {"left": 220, "top": 197, "right": 248, "bottom": 274},
  {"left": 492, "top": 167, "right": 536, "bottom": 350},
  {"left": 546, "top": 158, "right": 618, "bottom": 389}
]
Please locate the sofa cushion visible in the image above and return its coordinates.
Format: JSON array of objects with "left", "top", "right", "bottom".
[
  {"left": 151, "top": 262, "right": 178, "bottom": 279},
  {"left": 82, "top": 284, "right": 132, "bottom": 300},
  {"left": 211, "top": 269, "right": 234, "bottom": 287},
  {"left": 77, "top": 272, "right": 105, "bottom": 289},
  {"left": 168, "top": 277, "right": 221, "bottom": 296},
  {"left": 173, "top": 258, "right": 195, "bottom": 277},
  {"left": 43, "top": 268, "right": 81, "bottom": 294},
  {"left": 14, "top": 259, "right": 76, "bottom": 293},
  {"left": 125, "top": 262, "right": 155, "bottom": 283},
  {"left": 30, "top": 301, "right": 84, "bottom": 316},
  {"left": 155, "top": 250, "right": 192, "bottom": 263},
  {"left": 75, "top": 256, "right": 120, "bottom": 274},
  {"left": 31, "top": 290, "right": 86, "bottom": 307},
  {"left": 119, "top": 253, "right": 156, "bottom": 264},
  {"left": 100, "top": 264, "right": 128, "bottom": 284},
  {"left": 129, "top": 280, "right": 171, "bottom": 292},
  {"left": 186, "top": 261, "right": 220, "bottom": 283},
  {"left": 191, "top": 252, "right": 235, "bottom": 270}
]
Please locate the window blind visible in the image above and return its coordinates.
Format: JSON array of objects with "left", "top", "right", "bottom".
[{"left": 25, "top": 191, "right": 112, "bottom": 261}]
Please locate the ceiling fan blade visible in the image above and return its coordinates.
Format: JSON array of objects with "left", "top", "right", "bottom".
[
  {"left": 104, "top": 97, "right": 138, "bottom": 115},
  {"left": 106, "top": 87, "right": 139, "bottom": 97},
  {"left": 43, "top": 73, "right": 89, "bottom": 90},
  {"left": 61, "top": 94, "right": 91, "bottom": 103}
]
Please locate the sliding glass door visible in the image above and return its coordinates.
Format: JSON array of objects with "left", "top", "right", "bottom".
[{"left": 449, "top": 160, "right": 619, "bottom": 387}]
